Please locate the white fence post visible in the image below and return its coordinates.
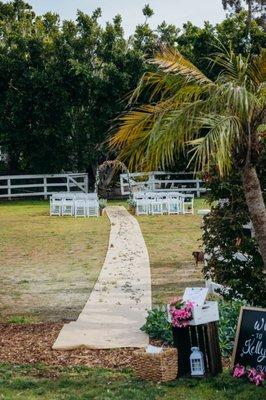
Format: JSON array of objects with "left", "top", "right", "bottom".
[
  {"left": 66, "top": 176, "right": 70, "bottom": 193},
  {"left": 196, "top": 178, "right": 200, "bottom": 198},
  {"left": 44, "top": 177, "right": 47, "bottom": 199},
  {"left": 84, "top": 174, "right": 89, "bottom": 193},
  {"left": 7, "top": 178, "right": 11, "bottom": 200},
  {"left": 120, "top": 174, "right": 124, "bottom": 195}
]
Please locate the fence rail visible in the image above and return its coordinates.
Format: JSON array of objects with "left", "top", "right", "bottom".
[
  {"left": 0, "top": 173, "right": 88, "bottom": 199},
  {"left": 120, "top": 171, "right": 206, "bottom": 197}
]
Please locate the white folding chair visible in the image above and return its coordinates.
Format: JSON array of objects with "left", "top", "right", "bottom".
[
  {"left": 86, "top": 199, "right": 99, "bottom": 217},
  {"left": 50, "top": 197, "right": 62, "bottom": 216},
  {"left": 168, "top": 193, "right": 181, "bottom": 214},
  {"left": 62, "top": 198, "right": 74, "bottom": 216},
  {"left": 74, "top": 199, "right": 86, "bottom": 217},
  {"left": 158, "top": 192, "right": 169, "bottom": 214},
  {"left": 148, "top": 193, "right": 163, "bottom": 215},
  {"left": 135, "top": 193, "right": 149, "bottom": 215}
]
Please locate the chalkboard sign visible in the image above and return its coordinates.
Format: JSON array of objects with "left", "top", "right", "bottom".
[{"left": 232, "top": 306, "right": 266, "bottom": 373}]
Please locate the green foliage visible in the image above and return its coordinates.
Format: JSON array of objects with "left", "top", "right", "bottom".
[
  {"left": 140, "top": 306, "right": 173, "bottom": 345},
  {"left": 202, "top": 169, "right": 265, "bottom": 306},
  {"left": 99, "top": 198, "right": 107, "bottom": 209},
  {"left": 0, "top": 1, "right": 265, "bottom": 176},
  {"left": 209, "top": 369, "right": 265, "bottom": 399},
  {"left": 0, "top": 1, "right": 146, "bottom": 174},
  {"left": 142, "top": 4, "right": 154, "bottom": 20},
  {"left": 8, "top": 315, "right": 35, "bottom": 324},
  {"left": 218, "top": 299, "right": 247, "bottom": 356}
]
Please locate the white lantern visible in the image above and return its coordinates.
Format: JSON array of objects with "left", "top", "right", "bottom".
[{"left": 190, "top": 347, "right": 205, "bottom": 376}]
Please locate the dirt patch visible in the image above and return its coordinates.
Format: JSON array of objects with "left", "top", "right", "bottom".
[{"left": 0, "top": 323, "right": 135, "bottom": 369}]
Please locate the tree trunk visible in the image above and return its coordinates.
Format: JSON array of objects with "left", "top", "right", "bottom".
[{"left": 242, "top": 166, "right": 266, "bottom": 272}]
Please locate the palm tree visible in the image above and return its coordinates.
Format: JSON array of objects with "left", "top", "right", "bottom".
[{"left": 110, "top": 46, "right": 266, "bottom": 270}]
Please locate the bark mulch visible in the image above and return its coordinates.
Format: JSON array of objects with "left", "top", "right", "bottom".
[{"left": 0, "top": 323, "right": 135, "bottom": 369}]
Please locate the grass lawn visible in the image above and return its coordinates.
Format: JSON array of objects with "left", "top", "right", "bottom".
[
  {"left": 0, "top": 364, "right": 264, "bottom": 400},
  {"left": 137, "top": 205, "right": 205, "bottom": 305},
  {"left": 0, "top": 200, "right": 110, "bottom": 322},
  {"left": 0, "top": 198, "right": 207, "bottom": 321}
]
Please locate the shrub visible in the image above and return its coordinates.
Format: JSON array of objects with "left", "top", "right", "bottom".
[
  {"left": 202, "top": 169, "right": 265, "bottom": 306},
  {"left": 218, "top": 299, "right": 247, "bottom": 357},
  {"left": 140, "top": 306, "right": 173, "bottom": 345}
]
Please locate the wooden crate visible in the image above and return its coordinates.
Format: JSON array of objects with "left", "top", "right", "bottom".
[
  {"left": 172, "top": 322, "right": 222, "bottom": 377},
  {"left": 133, "top": 348, "right": 178, "bottom": 382}
]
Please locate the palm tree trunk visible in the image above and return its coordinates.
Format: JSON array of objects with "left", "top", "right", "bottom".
[{"left": 242, "top": 166, "right": 266, "bottom": 271}]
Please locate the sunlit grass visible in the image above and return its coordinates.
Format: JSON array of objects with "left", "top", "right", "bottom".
[
  {"left": 0, "top": 364, "right": 264, "bottom": 400},
  {"left": 0, "top": 200, "right": 110, "bottom": 322},
  {"left": 0, "top": 197, "right": 208, "bottom": 320}
]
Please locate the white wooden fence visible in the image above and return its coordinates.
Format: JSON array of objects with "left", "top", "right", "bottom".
[
  {"left": 120, "top": 171, "right": 206, "bottom": 197},
  {"left": 0, "top": 173, "right": 88, "bottom": 199}
]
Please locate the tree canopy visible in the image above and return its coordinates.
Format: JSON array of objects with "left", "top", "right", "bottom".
[{"left": 0, "top": 0, "right": 265, "bottom": 175}]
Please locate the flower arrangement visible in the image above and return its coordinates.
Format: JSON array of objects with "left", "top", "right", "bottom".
[
  {"left": 233, "top": 364, "right": 265, "bottom": 386},
  {"left": 169, "top": 296, "right": 194, "bottom": 328}
]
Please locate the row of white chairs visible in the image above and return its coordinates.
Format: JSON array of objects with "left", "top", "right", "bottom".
[
  {"left": 50, "top": 192, "right": 98, "bottom": 200},
  {"left": 50, "top": 192, "right": 99, "bottom": 217},
  {"left": 133, "top": 191, "right": 194, "bottom": 215}
]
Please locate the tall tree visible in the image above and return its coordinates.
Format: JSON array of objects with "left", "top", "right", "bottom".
[
  {"left": 142, "top": 4, "right": 154, "bottom": 23},
  {"left": 110, "top": 47, "right": 266, "bottom": 269},
  {"left": 0, "top": 1, "right": 145, "bottom": 173},
  {"left": 222, "top": 0, "right": 266, "bottom": 31}
]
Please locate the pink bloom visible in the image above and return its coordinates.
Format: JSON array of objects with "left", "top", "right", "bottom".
[
  {"left": 247, "top": 368, "right": 257, "bottom": 380},
  {"left": 169, "top": 299, "right": 193, "bottom": 328},
  {"left": 233, "top": 364, "right": 246, "bottom": 378},
  {"left": 247, "top": 369, "right": 265, "bottom": 386}
]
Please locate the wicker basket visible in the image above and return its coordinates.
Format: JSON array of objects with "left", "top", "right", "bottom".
[{"left": 132, "top": 347, "right": 178, "bottom": 382}]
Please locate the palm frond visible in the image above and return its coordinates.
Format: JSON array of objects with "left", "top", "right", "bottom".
[
  {"left": 129, "top": 71, "right": 181, "bottom": 104},
  {"left": 187, "top": 114, "right": 242, "bottom": 176},
  {"left": 135, "top": 100, "right": 205, "bottom": 170},
  {"left": 110, "top": 45, "right": 265, "bottom": 177},
  {"left": 248, "top": 48, "right": 266, "bottom": 85},
  {"left": 150, "top": 46, "right": 212, "bottom": 84}
]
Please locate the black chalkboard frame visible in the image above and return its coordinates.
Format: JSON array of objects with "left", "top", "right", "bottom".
[{"left": 232, "top": 306, "right": 266, "bottom": 368}]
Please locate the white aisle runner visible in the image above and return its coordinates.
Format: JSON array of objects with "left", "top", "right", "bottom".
[{"left": 53, "top": 206, "right": 152, "bottom": 349}]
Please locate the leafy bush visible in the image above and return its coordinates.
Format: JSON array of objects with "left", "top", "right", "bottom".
[
  {"left": 140, "top": 306, "right": 173, "bottom": 345},
  {"left": 218, "top": 299, "right": 247, "bottom": 357},
  {"left": 202, "top": 168, "right": 265, "bottom": 306}
]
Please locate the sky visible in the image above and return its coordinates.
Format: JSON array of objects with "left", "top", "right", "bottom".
[{"left": 23, "top": 0, "right": 227, "bottom": 36}]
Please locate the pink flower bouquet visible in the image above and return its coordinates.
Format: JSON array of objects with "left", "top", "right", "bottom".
[
  {"left": 169, "top": 296, "right": 193, "bottom": 328},
  {"left": 232, "top": 364, "right": 265, "bottom": 386}
]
